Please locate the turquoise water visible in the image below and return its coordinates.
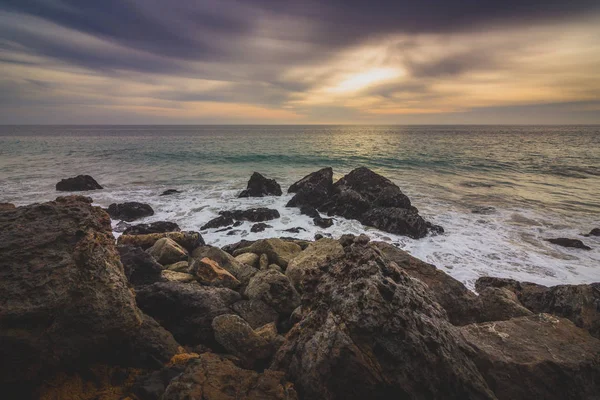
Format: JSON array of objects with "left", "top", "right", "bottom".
[{"left": 1, "top": 125, "right": 599, "bottom": 288}]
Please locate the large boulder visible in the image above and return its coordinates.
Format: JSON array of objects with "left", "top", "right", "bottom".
[
  {"left": 318, "top": 188, "right": 371, "bottom": 220},
  {"left": 122, "top": 221, "right": 180, "bottom": 235},
  {"left": 55, "top": 175, "right": 103, "bottom": 191},
  {"left": 271, "top": 241, "right": 495, "bottom": 400},
  {"left": 0, "top": 196, "right": 142, "bottom": 384},
  {"left": 286, "top": 238, "right": 344, "bottom": 291},
  {"left": 117, "top": 231, "right": 204, "bottom": 252},
  {"left": 232, "top": 299, "right": 280, "bottom": 329},
  {"left": 135, "top": 281, "right": 241, "bottom": 346},
  {"left": 460, "top": 314, "right": 600, "bottom": 400},
  {"left": 286, "top": 167, "right": 333, "bottom": 208},
  {"left": 201, "top": 214, "right": 234, "bottom": 230},
  {"left": 192, "top": 245, "right": 258, "bottom": 287},
  {"left": 245, "top": 269, "right": 301, "bottom": 314},
  {"left": 189, "top": 257, "right": 241, "bottom": 289},
  {"left": 107, "top": 202, "right": 154, "bottom": 222},
  {"left": 233, "top": 238, "right": 302, "bottom": 269},
  {"left": 162, "top": 353, "right": 298, "bottom": 400},
  {"left": 124, "top": 313, "right": 182, "bottom": 369},
  {"left": 118, "top": 244, "right": 164, "bottom": 287},
  {"left": 147, "top": 237, "right": 189, "bottom": 265},
  {"left": 239, "top": 172, "right": 282, "bottom": 198},
  {"left": 360, "top": 207, "right": 428, "bottom": 239}
]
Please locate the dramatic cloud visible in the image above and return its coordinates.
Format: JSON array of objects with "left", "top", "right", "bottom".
[{"left": 0, "top": 0, "right": 599, "bottom": 123}]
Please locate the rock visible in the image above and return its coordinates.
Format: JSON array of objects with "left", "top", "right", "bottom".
[
  {"left": 162, "top": 353, "right": 298, "bottom": 400},
  {"left": 165, "top": 261, "right": 189, "bottom": 273},
  {"left": 221, "top": 239, "right": 256, "bottom": 254},
  {"left": 586, "top": 228, "right": 600, "bottom": 236},
  {"left": 300, "top": 206, "right": 321, "bottom": 218},
  {"left": 426, "top": 221, "right": 445, "bottom": 235},
  {"left": 546, "top": 237, "right": 591, "bottom": 250},
  {"left": 235, "top": 252, "right": 260, "bottom": 268},
  {"left": 244, "top": 269, "right": 301, "bottom": 314},
  {"left": 114, "top": 220, "right": 132, "bottom": 232},
  {"left": 117, "top": 231, "right": 204, "bottom": 252},
  {"left": 122, "top": 221, "right": 180, "bottom": 235},
  {"left": 118, "top": 244, "right": 164, "bottom": 286},
  {"left": 192, "top": 245, "right": 258, "bottom": 287},
  {"left": 227, "top": 229, "right": 245, "bottom": 236},
  {"left": 476, "top": 287, "right": 533, "bottom": 322},
  {"left": 460, "top": 314, "right": 600, "bottom": 400},
  {"left": 314, "top": 233, "right": 324, "bottom": 240},
  {"left": 318, "top": 187, "right": 371, "bottom": 220},
  {"left": 233, "top": 238, "right": 302, "bottom": 268},
  {"left": 107, "top": 202, "right": 154, "bottom": 222},
  {"left": 286, "top": 238, "right": 345, "bottom": 291},
  {"left": 361, "top": 207, "right": 429, "bottom": 239},
  {"left": 160, "top": 189, "right": 181, "bottom": 196},
  {"left": 283, "top": 227, "right": 306, "bottom": 234},
  {"left": 0, "top": 202, "right": 16, "bottom": 211},
  {"left": 313, "top": 216, "right": 334, "bottom": 228},
  {"left": 271, "top": 241, "right": 494, "bottom": 400},
  {"left": 55, "top": 174, "right": 103, "bottom": 191},
  {"left": 239, "top": 172, "right": 283, "bottom": 198},
  {"left": 0, "top": 196, "right": 142, "bottom": 385},
  {"left": 201, "top": 214, "right": 234, "bottom": 230},
  {"left": 189, "top": 257, "right": 241, "bottom": 289},
  {"left": 286, "top": 167, "right": 333, "bottom": 208},
  {"left": 161, "top": 269, "right": 196, "bottom": 283},
  {"left": 476, "top": 277, "right": 600, "bottom": 338},
  {"left": 335, "top": 167, "right": 410, "bottom": 207},
  {"left": 259, "top": 253, "right": 270, "bottom": 269},
  {"left": 471, "top": 206, "right": 496, "bottom": 214},
  {"left": 222, "top": 208, "right": 281, "bottom": 222},
  {"left": 212, "top": 314, "right": 276, "bottom": 366},
  {"left": 136, "top": 282, "right": 241, "bottom": 346},
  {"left": 124, "top": 313, "right": 182, "bottom": 369},
  {"left": 232, "top": 299, "right": 279, "bottom": 329},
  {"left": 147, "top": 237, "right": 188, "bottom": 265},
  {"left": 251, "top": 222, "right": 272, "bottom": 232},
  {"left": 354, "top": 234, "right": 370, "bottom": 245}
]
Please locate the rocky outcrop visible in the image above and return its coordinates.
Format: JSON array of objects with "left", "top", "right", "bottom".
[
  {"left": 313, "top": 216, "right": 334, "bottom": 228},
  {"left": 286, "top": 167, "right": 333, "bottom": 208},
  {"left": 251, "top": 222, "right": 272, "bottom": 232},
  {"left": 192, "top": 245, "right": 258, "bottom": 287},
  {"left": 108, "top": 202, "right": 154, "bottom": 222},
  {"left": 117, "top": 231, "right": 204, "bottom": 252},
  {"left": 201, "top": 214, "right": 234, "bottom": 230},
  {"left": 233, "top": 238, "right": 302, "bottom": 268},
  {"left": 189, "top": 257, "right": 241, "bottom": 289},
  {"left": 55, "top": 175, "right": 103, "bottom": 191},
  {"left": 0, "top": 196, "right": 142, "bottom": 385},
  {"left": 118, "top": 244, "right": 164, "bottom": 287},
  {"left": 162, "top": 353, "right": 297, "bottom": 400},
  {"left": 286, "top": 238, "right": 344, "bottom": 291},
  {"left": 239, "top": 172, "right": 282, "bottom": 198},
  {"left": 124, "top": 313, "right": 182, "bottom": 369},
  {"left": 546, "top": 237, "right": 592, "bottom": 250},
  {"left": 245, "top": 269, "right": 301, "bottom": 314},
  {"left": 202, "top": 208, "right": 281, "bottom": 230},
  {"left": 232, "top": 299, "right": 280, "bottom": 329},
  {"left": 361, "top": 207, "right": 428, "bottom": 238},
  {"left": 122, "top": 221, "right": 180, "bottom": 235}
]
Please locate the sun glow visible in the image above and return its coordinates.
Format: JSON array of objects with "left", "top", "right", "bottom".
[{"left": 328, "top": 68, "right": 403, "bottom": 93}]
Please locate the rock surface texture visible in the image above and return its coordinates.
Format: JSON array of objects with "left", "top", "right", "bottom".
[
  {"left": 55, "top": 175, "right": 103, "bottom": 191},
  {"left": 107, "top": 201, "right": 155, "bottom": 222},
  {"left": 239, "top": 172, "right": 283, "bottom": 198}
]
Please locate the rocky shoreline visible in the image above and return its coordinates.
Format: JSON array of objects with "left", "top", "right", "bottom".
[{"left": 1, "top": 168, "right": 599, "bottom": 399}]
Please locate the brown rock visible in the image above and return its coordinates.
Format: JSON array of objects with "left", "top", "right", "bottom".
[
  {"left": 235, "top": 252, "right": 260, "bottom": 268},
  {"left": 286, "top": 238, "right": 344, "bottom": 291},
  {"left": 192, "top": 245, "right": 258, "bottom": 287},
  {"left": 117, "top": 231, "right": 204, "bottom": 252},
  {"left": 233, "top": 238, "right": 302, "bottom": 268},
  {"left": 232, "top": 299, "right": 279, "bottom": 329},
  {"left": 0, "top": 202, "right": 16, "bottom": 211},
  {"left": 147, "top": 237, "right": 188, "bottom": 265},
  {"left": 161, "top": 270, "right": 196, "bottom": 283},
  {"left": 245, "top": 269, "right": 300, "bottom": 314},
  {"left": 189, "top": 257, "right": 240, "bottom": 289},
  {"left": 165, "top": 261, "right": 189, "bottom": 272}
]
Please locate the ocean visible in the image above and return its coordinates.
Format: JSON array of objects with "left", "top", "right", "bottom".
[{"left": 1, "top": 125, "right": 599, "bottom": 289}]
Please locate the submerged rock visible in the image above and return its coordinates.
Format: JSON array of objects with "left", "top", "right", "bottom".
[
  {"left": 55, "top": 174, "right": 103, "bottom": 191},
  {"left": 546, "top": 237, "right": 592, "bottom": 250},
  {"left": 222, "top": 208, "right": 281, "bottom": 222},
  {"left": 300, "top": 206, "right": 321, "bottom": 218},
  {"left": 122, "top": 221, "right": 180, "bottom": 235},
  {"left": 107, "top": 202, "right": 154, "bottom": 222},
  {"left": 586, "top": 227, "right": 600, "bottom": 236},
  {"left": 239, "top": 172, "right": 282, "bottom": 198},
  {"left": 201, "top": 214, "right": 234, "bottom": 230},
  {"left": 160, "top": 189, "right": 181, "bottom": 196}
]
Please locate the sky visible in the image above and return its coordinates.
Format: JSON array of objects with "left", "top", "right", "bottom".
[{"left": 0, "top": 1, "right": 599, "bottom": 124}]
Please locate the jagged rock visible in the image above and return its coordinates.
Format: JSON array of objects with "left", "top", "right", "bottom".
[
  {"left": 122, "top": 221, "right": 180, "bottom": 235},
  {"left": 318, "top": 188, "right": 371, "bottom": 220},
  {"left": 162, "top": 353, "right": 298, "bottom": 400},
  {"left": 476, "top": 287, "right": 533, "bottom": 322},
  {"left": 245, "top": 269, "right": 300, "bottom": 314},
  {"left": 222, "top": 208, "right": 281, "bottom": 222},
  {"left": 192, "top": 246, "right": 258, "bottom": 287},
  {"left": 334, "top": 167, "right": 411, "bottom": 207},
  {"left": 286, "top": 238, "right": 345, "bottom": 291},
  {"left": 55, "top": 175, "right": 103, "bottom": 191},
  {"left": 165, "top": 261, "right": 189, "bottom": 272},
  {"left": 107, "top": 202, "right": 154, "bottom": 222},
  {"left": 160, "top": 189, "right": 181, "bottom": 196},
  {"left": 0, "top": 196, "right": 142, "bottom": 385},
  {"left": 0, "top": 202, "right": 16, "bottom": 211},
  {"left": 118, "top": 244, "right": 164, "bottom": 286},
  {"left": 117, "top": 231, "right": 204, "bottom": 252},
  {"left": 147, "top": 237, "right": 188, "bottom": 265},
  {"left": 239, "top": 172, "right": 282, "bottom": 198},
  {"left": 360, "top": 207, "right": 428, "bottom": 239},
  {"left": 313, "top": 217, "right": 333, "bottom": 228},
  {"left": 232, "top": 299, "right": 279, "bottom": 329},
  {"left": 476, "top": 277, "right": 600, "bottom": 338},
  {"left": 201, "top": 214, "right": 234, "bottom": 230},
  {"left": 271, "top": 241, "right": 495, "bottom": 400},
  {"left": 124, "top": 313, "right": 182, "bottom": 369},
  {"left": 251, "top": 222, "right": 272, "bottom": 232},
  {"left": 136, "top": 282, "right": 241, "bottom": 346},
  {"left": 286, "top": 167, "right": 333, "bottom": 208},
  {"left": 300, "top": 206, "right": 320, "bottom": 218},
  {"left": 460, "top": 314, "right": 600, "bottom": 400},
  {"left": 233, "top": 238, "right": 302, "bottom": 268},
  {"left": 546, "top": 237, "right": 591, "bottom": 250},
  {"left": 235, "top": 252, "right": 260, "bottom": 268},
  {"left": 189, "top": 257, "right": 240, "bottom": 289}
]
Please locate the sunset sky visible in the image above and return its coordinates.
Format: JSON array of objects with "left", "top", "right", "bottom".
[{"left": 1, "top": 1, "right": 599, "bottom": 124}]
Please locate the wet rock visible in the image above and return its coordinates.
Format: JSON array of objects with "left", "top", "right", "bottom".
[
  {"left": 165, "top": 261, "right": 189, "bottom": 273},
  {"left": 460, "top": 314, "right": 600, "bottom": 400},
  {"left": 55, "top": 174, "right": 103, "bottom": 191},
  {"left": 286, "top": 238, "right": 345, "bottom": 291},
  {"left": 118, "top": 244, "right": 164, "bottom": 287},
  {"left": 189, "top": 257, "right": 241, "bottom": 289},
  {"left": 227, "top": 229, "right": 244, "bottom": 236},
  {"left": 361, "top": 207, "right": 428, "bottom": 239},
  {"left": 136, "top": 281, "right": 241, "bottom": 346},
  {"left": 117, "top": 231, "right": 204, "bottom": 252},
  {"left": 283, "top": 227, "right": 306, "bottom": 234},
  {"left": 0, "top": 196, "right": 142, "bottom": 385},
  {"left": 235, "top": 252, "right": 260, "bottom": 268},
  {"left": 147, "top": 237, "right": 188, "bottom": 265},
  {"left": 114, "top": 220, "right": 132, "bottom": 232},
  {"left": 216, "top": 226, "right": 233, "bottom": 232},
  {"left": 0, "top": 202, "right": 16, "bottom": 211},
  {"left": 426, "top": 221, "right": 445, "bottom": 235},
  {"left": 287, "top": 167, "right": 334, "bottom": 208},
  {"left": 232, "top": 299, "right": 279, "bottom": 329},
  {"left": 319, "top": 187, "right": 371, "bottom": 220},
  {"left": 122, "top": 221, "right": 180, "bottom": 235},
  {"left": 586, "top": 227, "right": 600, "bottom": 237},
  {"left": 251, "top": 222, "right": 272, "bottom": 232},
  {"left": 201, "top": 214, "right": 234, "bottom": 230},
  {"left": 222, "top": 208, "right": 281, "bottom": 222},
  {"left": 239, "top": 172, "right": 282, "bottom": 198},
  {"left": 546, "top": 237, "right": 592, "bottom": 250},
  {"left": 313, "top": 216, "right": 334, "bottom": 228},
  {"left": 160, "top": 189, "right": 181, "bottom": 196},
  {"left": 161, "top": 270, "right": 196, "bottom": 283},
  {"left": 233, "top": 238, "right": 302, "bottom": 268},
  {"left": 245, "top": 269, "right": 300, "bottom": 314},
  {"left": 192, "top": 245, "right": 258, "bottom": 287},
  {"left": 162, "top": 353, "right": 298, "bottom": 400},
  {"left": 300, "top": 205, "right": 321, "bottom": 218},
  {"left": 471, "top": 206, "right": 496, "bottom": 215},
  {"left": 314, "top": 233, "right": 324, "bottom": 240},
  {"left": 107, "top": 202, "right": 154, "bottom": 222}
]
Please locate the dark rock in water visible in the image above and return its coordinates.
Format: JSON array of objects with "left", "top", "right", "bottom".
[
  {"left": 360, "top": 206, "right": 428, "bottom": 239},
  {"left": 300, "top": 205, "right": 320, "bottom": 218},
  {"left": 162, "top": 353, "right": 298, "bottom": 400},
  {"left": 238, "top": 172, "right": 282, "bottom": 198},
  {"left": 284, "top": 227, "right": 306, "bottom": 234},
  {"left": 0, "top": 196, "right": 142, "bottom": 385},
  {"left": 118, "top": 245, "right": 164, "bottom": 287},
  {"left": 471, "top": 206, "right": 496, "bottom": 214},
  {"left": 232, "top": 299, "right": 279, "bottom": 329},
  {"left": 426, "top": 221, "right": 445, "bottom": 235},
  {"left": 287, "top": 167, "right": 333, "bottom": 208},
  {"left": 160, "top": 189, "right": 181, "bottom": 196},
  {"left": 201, "top": 214, "right": 234, "bottom": 230},
  {"left": 108, "top": 202, "right": 154, "bottom": 222},
  {"left": 136, "top": 281, "right": 241, "bottom": 346},
  {"left": 0, "top": 202, "right": 16, "bottom": 211},
  {"left": 585, "top": 228, "right": 600, "bottom": 237},
  {"left": 122, "top": 221, "right": 180, "bottom": 235},
  {"left": 114, "top": 220, "right": 132, "bottom": 232},
  {"left": 319, "top": 188, "right": 371, "bottom": 220},
  {"left": 333, "top": 166, "right": 411, "bottom": 208},
  {"left": 222, "top": 239, "right": 256, "bottom": 255},
  {"left": 55, "top": 174, "right": 103, "bottom": 191},
  {"left": 251, "top": 222, "right": 272, "bottom": 233},
  {"left": 546, "top": 237, "right": 591, "bottom": 250},
  {"left": 227, "top": 229, "right": 244, "bottom": 236},
  {"left": 215, "top": 226, "right": 232, "bottom": 232},
  {"left": 223, "top": 208, "right": 281, "bottom": 222},
  {"left": 314, "top": 233, "right": 324, "bottom": 240},
  {"left": 233, "top": 220, "right": 243, "bottom": 227},
  {"left": 313, "top": 216, "right": 334, "bottom": 228}
]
